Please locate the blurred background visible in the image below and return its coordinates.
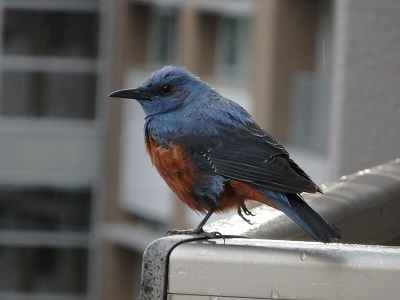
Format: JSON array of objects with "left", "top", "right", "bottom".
[{"left": 0, "top": 0, "right": 399, "bottom": 299}]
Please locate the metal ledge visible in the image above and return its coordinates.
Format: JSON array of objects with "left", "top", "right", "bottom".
[
  {"left": 140, "top": 159, "right": 400, "bottom": 299},
  {"left": 168, "top": 239, "right": 400, "bottom": 299}
]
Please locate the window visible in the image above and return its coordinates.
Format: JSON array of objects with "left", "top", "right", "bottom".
[
  {"left": 0, "top": 186, "right": 91, "bottom": 231},
  {"left": 3, "top": 10, "right": 98, "bottom": 58},
  {"left": 0, "top": 8, "right": 99, "bottom": 120},
  {"left": 1, "top": 71, "right": 96, "bottom": 119},
  {"left": 216, "top": 16, "right": 250, "bottom": 81},
  {"left": 0, "top": 247, "right": 88, "bottom": 294},
  {"left": 0, "top": 186, "right": 91, "bottom": 298},
  {"left": 148, "top": 7, "right": 177, "bottom": 66}
]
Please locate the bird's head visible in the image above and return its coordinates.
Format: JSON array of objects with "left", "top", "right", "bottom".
[{"left": 109, "top": 66, "right": 209, "bottom": 117}]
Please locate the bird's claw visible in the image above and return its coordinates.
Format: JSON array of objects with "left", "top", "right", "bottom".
[
  {"left": 238, "top": 204, "right": 256, "bottom": 225},
  {"left": 242, "top": 204, "right": 256, "bottom": 216}
]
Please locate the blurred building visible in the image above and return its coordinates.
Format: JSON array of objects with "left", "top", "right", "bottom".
[
  {"left": 0, "top": 0, "right": 105, "bottom": 299},
  {"left": 0, "top": 0, "right": 399, "bottom": 299}
]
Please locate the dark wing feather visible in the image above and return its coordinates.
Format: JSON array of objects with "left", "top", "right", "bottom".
[{"left": 184, "top": 118, "right": 319, "bottom": 194}]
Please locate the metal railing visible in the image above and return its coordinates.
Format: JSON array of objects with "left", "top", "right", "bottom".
[{"left": 140, "top": 158, "right": 400, "bottom": 299}]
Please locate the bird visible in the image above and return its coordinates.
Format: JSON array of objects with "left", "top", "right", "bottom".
[{"left": 109, "top": 66, "right": 341, "bottom": 243}]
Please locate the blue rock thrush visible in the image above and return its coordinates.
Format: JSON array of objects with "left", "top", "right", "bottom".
[{"left": 109, "top": 66, "right": 341, "bottom": 243}]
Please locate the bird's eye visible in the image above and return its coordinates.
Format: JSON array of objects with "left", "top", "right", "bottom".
[{"left": 160, "top": 84, "right": 172, "bottom": 94}]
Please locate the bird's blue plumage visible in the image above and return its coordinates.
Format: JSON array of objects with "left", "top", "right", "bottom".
[{"left": 109, "top": 65, "right": 341, "bottom": 242}]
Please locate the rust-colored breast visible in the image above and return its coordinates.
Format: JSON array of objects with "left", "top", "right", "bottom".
[
  {"left": 144, "top": 132, "right": 281, "bottom": 214},
  {"left": 145, "top": 133, "right": 203, "bottom": 212}
]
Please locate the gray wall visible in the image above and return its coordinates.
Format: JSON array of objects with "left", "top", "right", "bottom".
[{"left": 329, "top": 0, "right": 400, "bottom": 178}]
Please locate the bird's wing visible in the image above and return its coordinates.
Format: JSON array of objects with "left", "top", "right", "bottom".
[{"left": 183, "top": 116, "right": 319, "bottom": 194}]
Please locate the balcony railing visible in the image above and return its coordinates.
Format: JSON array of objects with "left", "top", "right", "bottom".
[{"left": 140, "top": 158, "right": 400, "bottom": 299}]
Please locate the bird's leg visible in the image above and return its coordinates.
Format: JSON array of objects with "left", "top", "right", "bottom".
[
  {"left": 237, "top": 203, "right": 256, "bottom": 225},
  {"left": 167, "top": 207, "right": 223, "bottom": 238},
  {"left": 192, "top": 207, "right": 215, "bottom": 233}
]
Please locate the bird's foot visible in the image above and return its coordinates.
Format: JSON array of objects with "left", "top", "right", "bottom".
[
  {"left": 238, "top": 204, "right": 256, "bottom": 225},
  {"left": 166, "top": 228, "right": 223, "bottom": 239}
]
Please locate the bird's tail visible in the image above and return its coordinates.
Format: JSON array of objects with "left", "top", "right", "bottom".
[{"left": 270, "top": 193, "right": 341, "bottom": 243}]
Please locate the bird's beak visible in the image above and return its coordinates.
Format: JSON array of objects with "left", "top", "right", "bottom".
[{"left": 108, "top": 88, "right": 151, "bottom": 100}]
